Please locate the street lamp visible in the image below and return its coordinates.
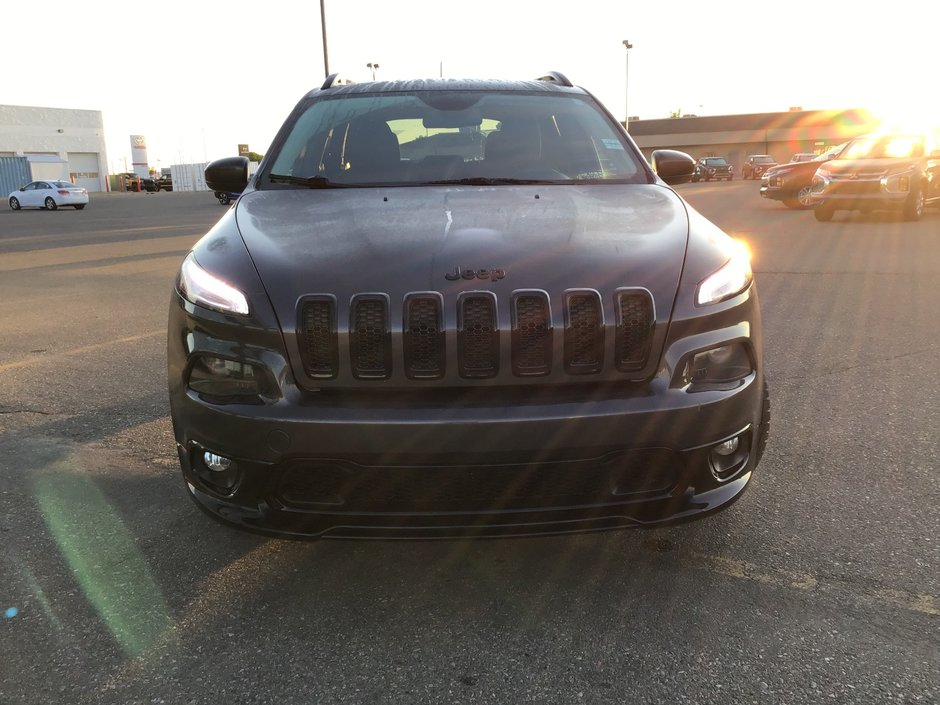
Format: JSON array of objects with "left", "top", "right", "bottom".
[
  {"left": 367, "top": 62, "right": 380, "bottom": 81},
  {"left": 320, "top": 0, "right": 329, "bottom": 77},
  {"left": 622, "top": 39, "right": 633, "bottom": 130}
]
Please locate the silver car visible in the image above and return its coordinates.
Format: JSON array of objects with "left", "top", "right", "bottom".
[{"left": 8, "top": 180, "right": 89, "bottom": 210}]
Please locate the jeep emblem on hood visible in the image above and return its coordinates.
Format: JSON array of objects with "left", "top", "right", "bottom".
[{"left": 445, "top": 267, "right": 506, "bottom": 281}]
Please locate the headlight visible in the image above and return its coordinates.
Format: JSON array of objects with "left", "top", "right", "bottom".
[
  {"left": 811, "top": 172, "right": 830, "bottom": 193},
  {"left": 187, "top": 355, "right": 276, "bottom": 401},
  {"left": 881, "top": 170, "right": 913, "bottom": 193},
  {"left": 696, "top": 246, "right": 752, "bottom": 306},
  {"left": 679, "top": 342, "right": 754, "bottom": 390},
  {"left": 178, "top": 252, "right": 249, "bottom": 315}
]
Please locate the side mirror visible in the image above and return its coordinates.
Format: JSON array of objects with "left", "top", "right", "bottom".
[
  {"left": 205, "top": 156, "right": 250, "bottom": 194},
  {"left": 651, "top": 149, "right": 696, "bottom": 185}
]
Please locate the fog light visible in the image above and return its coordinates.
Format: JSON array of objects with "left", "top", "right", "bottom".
[
  {"left": 204, "top": 452, "right": 233, "bottom": 472},
  {"left": 709, "top": 431, "right": 750, "bottom": 481}
]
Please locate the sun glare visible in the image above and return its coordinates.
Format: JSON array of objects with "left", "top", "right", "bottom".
[{"left": 872, "top": 99, "right": 940, "bottom": 137}]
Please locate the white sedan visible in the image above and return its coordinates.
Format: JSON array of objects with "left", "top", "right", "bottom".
[{"left": 8, "top": 180, "right": 89, "bottom": 210}]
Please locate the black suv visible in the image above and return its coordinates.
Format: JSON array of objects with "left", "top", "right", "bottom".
[
  {"left": 742, "top": 155, "right": 778, "bottom": 179},
  {"left": 691, "top": 157, "right": 733, "bottom": 182},
  {"left": 169, "top": 72, "right": 768, "bottom": 538},
  {"left": 811, "top": 132, "right": 940, "bottom": 221}
]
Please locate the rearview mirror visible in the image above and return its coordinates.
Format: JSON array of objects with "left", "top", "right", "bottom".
[
  {"left": 650, "top": 149, "right": 695, "bottom": 185},
  {"left": 205, "top": 156, "right": 250, "bottom": 194}
]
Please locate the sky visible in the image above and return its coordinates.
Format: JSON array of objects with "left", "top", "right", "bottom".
[{"left": 4, "top": 0, "right": 937, "bottom": 171}]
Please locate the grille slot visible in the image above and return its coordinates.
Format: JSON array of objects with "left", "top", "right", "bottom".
[
  {"left": 615, "top": 290, "right": 653, "bottom": 371},
  {"left": 299, "top": 297, "right": 338, "bottom": 379},
  {"left": 458, "top": 293, "right": 499, "bottom": 378},
  {"left": 350, "top": 295, "right": 391, "bottom": 379},
  {"left": 564, "top": 291, "right": 604, "bottom": 374},
  {"left": 512, "top": 292, "right": 552, "bottom": 376},
  {"left": 404, "top": 294, "right": 445, "bottom": 379}
]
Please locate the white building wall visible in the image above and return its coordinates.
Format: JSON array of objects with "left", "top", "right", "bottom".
[{"left": 0, "top": 105, "right": 109, "bottom": 192}]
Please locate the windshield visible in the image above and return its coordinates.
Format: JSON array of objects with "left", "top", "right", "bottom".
[
  {"left": 841, "top": 134, "right": 924, "bottom": 160},
  {"left": 704, "top": 158, "right": 728, "bottom": 165},
  {"left": 267, "top": 90, "right": 645, "bottom": 186},
  {"left": 752, "top": 156, "right": 775, "bottom": 163}
]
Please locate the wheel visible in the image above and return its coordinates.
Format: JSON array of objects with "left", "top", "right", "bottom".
[
  {"left": 903, "top": 188, "right": 924, "bottom": 221},
  {"left": 219, "top": 193, "right": 231, "bottom": 205},
  {"left": 74, "top": 204, "right": 85, "bottom": 210},
  {"left": 9, "top": 196, "right": 20, "bottom": 210},
  {"left": 796, "top": 185, "right": 814, "bottom": 209},
  {"left": 44, "top": 197, "right": 57, "bottom": 210},
  {"left": 814, "top": 204, "right": 834, "bottom": 222},
  {"left": 755, "top": 382, "right": 770, "bottom": 466}
]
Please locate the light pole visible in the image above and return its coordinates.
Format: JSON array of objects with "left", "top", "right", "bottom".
[
  {"left": 622, "top": 39, "right": 633, "bottom": 130},
  {"left": 367, "top": 62, "right": 380, "bottom": 81},
  {"left": 320, "top": 0, "right": 329, "bottom": 77}
]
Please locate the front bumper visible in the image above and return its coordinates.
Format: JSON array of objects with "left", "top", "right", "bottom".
[{"left": 809, "top": 189, "right": 909, "bottom": 211}]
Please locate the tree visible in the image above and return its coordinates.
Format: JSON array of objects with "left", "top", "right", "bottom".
[{"left": 248, "top": 151, "right": 264, "bottom": 163}]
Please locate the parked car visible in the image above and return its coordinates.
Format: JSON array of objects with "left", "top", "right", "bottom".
[
  {"left": 117, "top": 173, "right": 143, "bottom": 192},
  {"left": 760, "top": 144, "right": 846, "bottom": 209},
  {"left": 691, "top": 157, "right": 733, "bottom": 182},
  {"left": 8, "top": 180, "right": 88, "bottom": 210},
  {"left": 158, "top": 174, "right": 173, "bottom": 191},
  {"left": 789, "top": 153, "right": 817, "bottom": 163},
  {"left": 742, "top": 155, "right": 778, "bottom": 179},
  {"left": 169, "top": 71, "right": 768, "bottom": 539},
  {"left": 141, "top": 177, "right": 160, "bottom": 193},
  {"left": 811, "top": 132, "right": 940, "bottom": 222}
]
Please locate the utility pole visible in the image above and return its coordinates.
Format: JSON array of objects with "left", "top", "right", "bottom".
[
  {"left": 320, "top": 0, "right": 330, "bottom": 77},
  {"left": 622, "top": 39, "right": 633, "bottom": 130}
]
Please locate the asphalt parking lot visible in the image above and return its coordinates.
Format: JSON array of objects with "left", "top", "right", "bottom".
[{"left": 1, "top": 185, "right": 938, "bottom": 704}]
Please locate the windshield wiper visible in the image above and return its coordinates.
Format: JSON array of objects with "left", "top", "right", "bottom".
[
  {"left": 268, "top": 174, "right": 351, "bottom": 188},
  {"left": 425, "top": 177, "right": 557, "bottom": 186}
]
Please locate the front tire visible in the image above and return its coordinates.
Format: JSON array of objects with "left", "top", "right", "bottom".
[
  {"left": 9, "top": 196, "right": 20, "bottom": 210},
  {"left": 44, "top": 197, "right": 57, "bottom": 210},
  {"left": 903, "top": 188, "right": 924, "bottom": 222}
]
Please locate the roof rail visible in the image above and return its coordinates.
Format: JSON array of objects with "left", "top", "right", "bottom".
[
  {"left": 321, "top": 73, "right": 355, "bottom": 90},
  {"left": 535, "top": 71, "right": 573, "bottom": 87}
]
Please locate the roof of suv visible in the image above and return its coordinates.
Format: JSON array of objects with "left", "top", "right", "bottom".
[{"left": 308, "top": 77, "right": 589, "bottom": 99}]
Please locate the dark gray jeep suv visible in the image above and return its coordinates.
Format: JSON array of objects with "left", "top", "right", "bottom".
[{"left": 168, "top": 72, "right": 769, "bottom": 539}]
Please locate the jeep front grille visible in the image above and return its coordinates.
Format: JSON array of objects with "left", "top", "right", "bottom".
[
  {"left": 350, "top": 295, "right": 391, "bottom": 379},
  {"left": 298, "top": 289, "right": 654, "bottom": 383},
  {"left": 403, "top": 294, "right": 445, "bottom": 379},
  {"left": 512, "top": 292, "right": 552, "bottom": 376},
  {"left": 615, "top": 290, "right": 654, "bottom": 371},
  {"left": 564, "top": 291, "right": 604, "bottom": 374},
  {"left": 299, "top": 296, "right": 338, "bottom": 379}
]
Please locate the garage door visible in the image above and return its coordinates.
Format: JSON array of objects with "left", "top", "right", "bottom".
[{"left": 67, "top": 152, "right": 102, "bottom": 192}]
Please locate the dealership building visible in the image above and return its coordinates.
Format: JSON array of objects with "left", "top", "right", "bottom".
[
  {"left": 628, "top": 108, "right": 880, "bottom": 170},
  {"left": 0, "top": 104, "right": 108, "bottom": 193}
]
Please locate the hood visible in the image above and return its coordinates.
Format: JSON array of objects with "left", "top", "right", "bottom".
[
  {"left": 234, "top": 184, "right": 691, "bottom": 329},
  {"left": 820, "top": 157, "right": 921, "bottom": 178}
]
